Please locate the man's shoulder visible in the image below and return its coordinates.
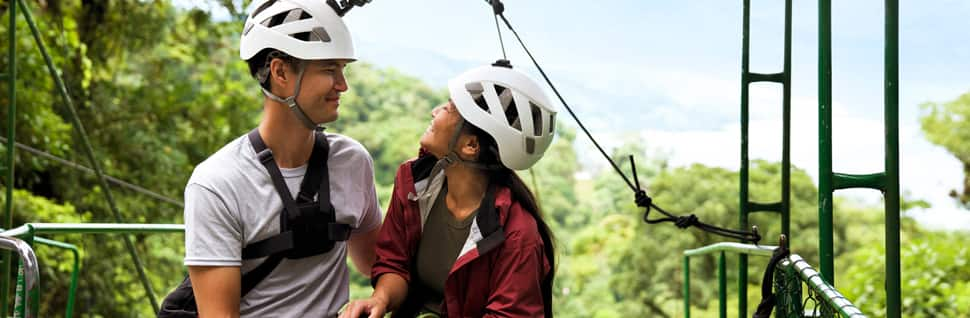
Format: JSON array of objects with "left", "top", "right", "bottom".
[
  {"left": 188, "top": 134, "right": 255, "bottom": 189},
  {"left": 324, "top": 132, "right": 372, "bottom": 163}
]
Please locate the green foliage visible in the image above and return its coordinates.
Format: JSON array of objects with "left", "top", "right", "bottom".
[
  {"left": 841, "top": 230, "right": 970, "bottom": 317},
  {"left": 920, "top": 91, "right": 970, "bottom": 207}
]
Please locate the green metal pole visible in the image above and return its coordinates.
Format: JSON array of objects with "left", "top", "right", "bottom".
[
  {"left": 738, "top": 1, "right": 751, "bottom": 316},
  {"left": 817, "top": 0, "right": 835, "bottom": 285},
  {"left": 15, "top": 0, "right": 159, "bottom": 311},
  {"left": 884, "top": 0, "right": 901, "bottom": 317},
  {"left": 34, "top": 238, "right": 78, "bottom": 318},
  {"left": 718, "top": 252, "right": 726, "bottom": 318},
  {"left": 683, "top": 256, "right": 690, "bottom": 318},
  {"left": 2, "top": 0, "right": 17, "bottom": 313},
  {"left": 782, "top": 0, "right": 793, "bottom": 243}
]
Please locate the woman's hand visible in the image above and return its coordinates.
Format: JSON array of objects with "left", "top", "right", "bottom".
[{"left": 340, "top": 296, "right": 389, "bottom": 318}]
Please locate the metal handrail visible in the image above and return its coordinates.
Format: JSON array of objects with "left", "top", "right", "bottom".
[
  {"left": 1, "top": 223, "right": 185, "bottom": 238},
  {"left": 683, "top": 243, "right": 777, "bottom": 318},
  {"left": 683, "top": 242, "right": 776, "bottom": 258},
  {"left": 0, "top": 223, "right": 184, "bottom": 317},
  {"left": 783, "top": 254, "right": 866, "bottom": 318},
  {"left": 0, "top": 236, "right": 38, "bottom": 318}
]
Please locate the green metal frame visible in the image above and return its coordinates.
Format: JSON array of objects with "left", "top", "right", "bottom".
[
  {"left": 739, "top": 0, "right": 792, "bottom": 316},
  {"left": 817, "top": 1, "right": 900, "bottom": 317},
  {"left": 682, "top": 243, "right": 777, "bottom": 318},
  {"left": 1, "top": 223, "right": 184, "bottom": 317}
]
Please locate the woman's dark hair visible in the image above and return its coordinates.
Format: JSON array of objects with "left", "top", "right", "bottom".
[{"left": 462, "top": 122, "right": 557, "bottom": 317}]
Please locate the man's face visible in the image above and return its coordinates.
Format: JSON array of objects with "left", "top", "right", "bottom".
[
  {"left": 271, "top": 58, "right": 351, "bottom": 125},
  {"left": 294, "top": 59, "right": 351, "bottom": 124}
]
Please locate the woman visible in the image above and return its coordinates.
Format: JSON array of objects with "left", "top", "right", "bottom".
[{"left": 342, "top": 61, "right": 558, "bottom": 318}]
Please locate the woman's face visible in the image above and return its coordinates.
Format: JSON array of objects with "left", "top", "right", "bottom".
[{"left": 420, "top": 100, "right": 463, "bottom": 158}]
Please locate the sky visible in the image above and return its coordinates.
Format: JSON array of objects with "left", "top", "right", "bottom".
[{"left": 204, "top": 0, "right": 970, "bottom": 230}]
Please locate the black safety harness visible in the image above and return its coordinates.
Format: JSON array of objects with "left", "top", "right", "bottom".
[{"left": 159, "top": 128, "right": 351, "bottom": 317}]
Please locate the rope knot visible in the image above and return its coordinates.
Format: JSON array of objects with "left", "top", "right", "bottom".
[
  {"left": 634, "top": 190, "right": 652, "bottom": 208},
  {"left": 675, "top": 215, "right": 698, "bottom": 229}
]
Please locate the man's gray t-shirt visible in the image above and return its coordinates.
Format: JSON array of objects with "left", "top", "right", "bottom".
[{"left": 183, "top": 132, "right": 381, "bottom": 317}]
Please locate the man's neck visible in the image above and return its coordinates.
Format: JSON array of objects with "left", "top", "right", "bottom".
[{"left": 258, "top": 100, "right": 315, "bottom": 168}]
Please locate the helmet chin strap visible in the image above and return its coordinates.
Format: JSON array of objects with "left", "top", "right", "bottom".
[
  {"left": 419, "top": 117, "right": 504, "bottom": 199},
  {"left": 261, "top": 61, "right": 318, "bottom": 130}
]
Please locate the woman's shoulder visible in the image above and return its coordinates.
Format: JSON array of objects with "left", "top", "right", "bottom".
[{"left": 495, "top": 188, "right": 544, "bottom": 248}]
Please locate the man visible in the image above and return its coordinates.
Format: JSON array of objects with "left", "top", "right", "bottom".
[{"left": 183, "top": 0, "right": 380, "bottom": 316}]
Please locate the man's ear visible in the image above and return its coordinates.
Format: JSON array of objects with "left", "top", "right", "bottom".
[
  {"left": 269, "top": 58, "right": 289, "bottom": 90},
  {"left": 458, "top": 134, "right": 481, "bottom": 160}
]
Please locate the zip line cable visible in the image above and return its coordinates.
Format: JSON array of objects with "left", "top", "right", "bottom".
[
  {"left": 0, "top": 136, "right": 184, "bottom": 208},
  {"left": 494, "top": 13, "right": 508, "bottom": 60},
  {"left": 484, "top": 0, "right": 761, "bottom": 243}
]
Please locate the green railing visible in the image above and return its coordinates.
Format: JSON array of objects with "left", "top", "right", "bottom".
[
  {"left": 774, "top": 255, "right": 866, "bottom": 318},
  {"left": 683, "top": 243, "right": 866, "bottom": 318},
  {"left": 0, "top": 223, "right": 184, "bottom": 318},
  {"left": 682, "top": 242, "right": 776, "bottom": 318}
]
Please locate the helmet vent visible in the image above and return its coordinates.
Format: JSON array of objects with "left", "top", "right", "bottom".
[
  {"left": 525, "top": 137, "right": 536, "bottom": 154},
  {"left": 548, "top": 113, "right": 556, "bottom": 134},
  {"left": 309, "top": 27, "right": 332, "bottom": 42},
  {"left": 466, "top": 82, "right": 491, "bottom": 114},
  {"left": 530, "top": 102, "right": 543, "bottom": 136},
  {"left": 496, "top": 86, "right": 522, "bottom": 132},
  {"left": 251, "top": 0, "right": 277, "bottom": 19},
  {"left": 261, "top": 8, "right": 310, "bottom": 28}
]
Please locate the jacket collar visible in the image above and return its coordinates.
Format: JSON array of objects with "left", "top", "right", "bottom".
[{"left": 399, "top": 153, "right": 509, "bottom": 260}]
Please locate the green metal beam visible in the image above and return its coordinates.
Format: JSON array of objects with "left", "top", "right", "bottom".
[
  {"left": 884, "top": 1, "right": 901, "bottom": 317},
  {"left": 782, "top": 0, "right": 793, "bottom": 243},
  {"left": 744, "top": 72, "right": 785, "bottom": 83},
  {"left": 32, "top": 238, "right": 79, "bottom": 318},
  {"left": 833, "top": 172, "right": 886, "bottom": 191},
  {"left": 2, "top": 0, "right": 17, "bottom": 312},
  {"left": 718, "top": 252, "right": 726, "bottom": 318},
  {"left": 683, "top": 256, "right": 690, "bottom": 318},
  {"left": 746, "top": 201, "right": 783, "bottom": 214},
  {"left": 16, "top": 0, "right": 160, "bottom": 311},
  {"left": 738, "top": 2, "right": 751, "bottom": 316},
  {"left": 817, "top": 0, "right": 835, "bottom": 286}
]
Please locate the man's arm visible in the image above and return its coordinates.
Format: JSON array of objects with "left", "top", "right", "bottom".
[
  {"left": 188, "top": 266, "right": 241, "bottom": 318},
  {"left": 347, "top": 227, "right": 379, "bottom": 275}
]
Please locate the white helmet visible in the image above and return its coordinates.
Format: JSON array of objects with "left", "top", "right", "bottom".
[
  {"left": 240, "top": 0, "right": 355, "bottom": 61},
  {"left": 448, "top": 62, "right": 558, "bottom": 170}
]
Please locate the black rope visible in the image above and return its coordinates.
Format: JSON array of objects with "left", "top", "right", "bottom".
[
  {"left": 486, "top": 1, "right": 761, "bottom": 244},
  {"left": 494, "top": 14, "right": 507, "bottom": 60}
]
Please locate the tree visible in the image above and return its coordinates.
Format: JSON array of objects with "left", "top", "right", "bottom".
[{"left": 920, "top": 91, "right": 970, "bottom": 208}]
